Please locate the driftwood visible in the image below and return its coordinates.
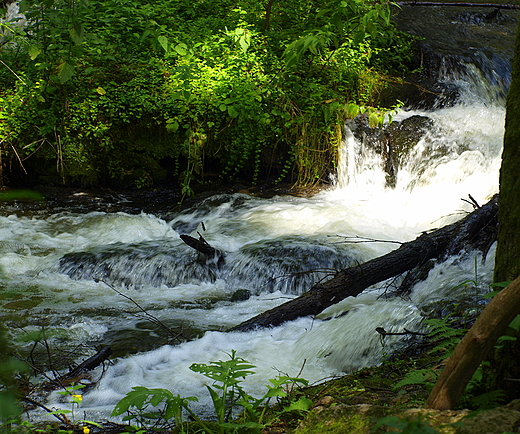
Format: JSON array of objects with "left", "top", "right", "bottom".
[
  {"left": 232, "top": 195, "right": 498, "bottom": 332},
  {"left": 56, "top": 346, "right": 112, "bottom": 385},
  {"left": 426, "top": 275, "right": 520, "bottom": 410},
  {"left": 180, "top": 233, "right": 225, "bottom": 266}
]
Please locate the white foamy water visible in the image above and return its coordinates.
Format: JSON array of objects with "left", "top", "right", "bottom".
[{"left": 0, "top": 95, "right": 503, "bottom": 422}]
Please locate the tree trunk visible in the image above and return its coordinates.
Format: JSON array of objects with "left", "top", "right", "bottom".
[
  {"left": 425, "top": 276, "right": 520, "bottom": 410},
  {"left": 486, "top": 18, "right": 520, "bottom": 402},
  {"left": 494, "top": 19, "right": 520, "bottom": 284},
  {"left": 427, "top": 20, "right": 520, "bottom": 409},
  {"left": 232, "top": 196, "right": 498, "bottom": 332}
]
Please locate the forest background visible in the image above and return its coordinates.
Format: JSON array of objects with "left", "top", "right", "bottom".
[{"left": 0, "top": 0, "right": 415, "bottom": 197}]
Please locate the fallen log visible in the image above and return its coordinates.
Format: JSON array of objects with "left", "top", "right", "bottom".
[{"left": 231, "top": 195, "right": 498, "bottom": 332}]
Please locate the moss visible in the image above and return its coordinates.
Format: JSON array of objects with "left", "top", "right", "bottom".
[{"left": 295, "top": 402, "right": 401, "bottom": 434}]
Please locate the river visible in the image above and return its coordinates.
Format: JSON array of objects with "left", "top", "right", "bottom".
[{"left": 0, "top": 5, "right": 515, "bottom": 423}]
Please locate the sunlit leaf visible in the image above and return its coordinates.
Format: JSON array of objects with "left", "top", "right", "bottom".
[
  {"left": 347, "top": 103, "right": 360, "bottom": 118},
  {"left": 175, "top": 43, "right": 188, "bottom": 56},
  {"left": 28, "top": 45, "right": 41, "bottom": 60}
]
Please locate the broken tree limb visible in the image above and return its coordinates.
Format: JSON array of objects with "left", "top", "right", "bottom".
[
  {"left": 425, "top": 275, "right": 520, "bottom": 410},
  {"left": 180, "top": 234, "right": 221, "bottom": 256},
  {"left": 231, "top": 195, "right": 498, "bottom": 332},
  {"left": 57, "top": 346, "right": 112, "bottom": 384},
  {"left": 181, "top": 233, "right": 225, "bottom": 258}
]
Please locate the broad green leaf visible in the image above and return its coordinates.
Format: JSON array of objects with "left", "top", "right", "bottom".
[
  {"left": 18, "top": 0, "right": 30, "bottom": 13},
  {"left": 509, "top": 314, "right": 520, "bottom": 331},
  {"left": 29, "top": 45, "right": 41, "bottom": 60},
  {"left": 175, "top": 43, "right": 188, "bottom": 56},
  {"left": 70, "top": 22, "right": 84, "bottom": 45},
  {"left": 227, "top": 105, "right": 239, "bottom": 118},
  {"left": 166, "top": 119, "right": 179, "bottom": 132},
  {"left": 238, "top": 36, "right": 249, "bottom": 53},
  {"left": 282, "top": 396, "right": 313, "bottom": 413},
  {"left": 347, "top": 103, "right": 360, "bottom": 118},
  {"left": 57, "top": 61, "right": 75, "bottom": 84},
  {"left": 158, "top": 35, "right": 169, "bottom": 53},
  {"left": 96, "top": 87, "right": 106, "bottom": 95},
  {"left": 369, "top": 112, "right": 381, "bottom": 128}
]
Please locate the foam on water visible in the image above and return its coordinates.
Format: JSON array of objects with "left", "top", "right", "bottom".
[{"left": 0, "top": 91, "right": 505, "bottom": 422}]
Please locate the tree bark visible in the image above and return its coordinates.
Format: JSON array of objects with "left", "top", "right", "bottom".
[
  {"left": 232, "top": 196, "right": 498, "bottom": 332},
  {"left": 495, "top": 19, "right": 520, "bottom": 283},
  {"left": 425, "top": 276, "right": 520, "bottom": 410},
  {"left": 264, "top": 0, "right": 275, "bottom": 30},
  {"left": 487, "top": 18, "right": 520, "bottom": 402}
]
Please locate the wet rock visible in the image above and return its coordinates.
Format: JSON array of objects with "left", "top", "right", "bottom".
[
  {"left": 347, "top": 114, "right": 434, "bottom": 188},
  {"left": 230, "top": 289, "right": 252, "bottom": 302},
  {"left": 388, "top": 5, "right": 518, "bottom": 109},
  {"left": 380, "top": 75, "right": 460, "bottom": 110}
]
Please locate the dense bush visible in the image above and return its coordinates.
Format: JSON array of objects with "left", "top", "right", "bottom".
[{"left": 0, "top": 0, "right": 415, "bottom": 193}]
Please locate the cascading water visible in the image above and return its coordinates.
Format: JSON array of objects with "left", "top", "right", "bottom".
[{"left": 0, "top": 10, "right": 513, "bottom": 421}]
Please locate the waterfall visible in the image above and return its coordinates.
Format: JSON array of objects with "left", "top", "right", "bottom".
[{"left": 0, "top": 10, "right": 512, "bottom": 422}]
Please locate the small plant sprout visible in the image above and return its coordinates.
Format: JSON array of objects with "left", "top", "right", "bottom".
[{"left": 55, "top": 383, "right": 86, "bottom": 423}]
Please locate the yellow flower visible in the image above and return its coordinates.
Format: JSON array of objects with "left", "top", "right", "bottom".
[
  {"left": 82, "top": 426, "right": 91, "bottom": 434},
  {"left": 71, "top": 394, "right": 83, "bottom": 403}
]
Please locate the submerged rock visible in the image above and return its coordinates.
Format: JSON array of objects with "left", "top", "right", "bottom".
[{"left": 230, "top": 289, "right": 252, "bottom": 302}]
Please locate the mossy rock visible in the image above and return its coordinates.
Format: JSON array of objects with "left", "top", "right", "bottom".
[{"left": 294, "top": 403, "right": 389, "bottom": 434}]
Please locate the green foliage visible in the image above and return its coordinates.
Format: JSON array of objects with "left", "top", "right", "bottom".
[
  {"left": 394, "top": 283, "right": 520, "bottom": 410},
  {"left": 112, "top": 386, "right": 199, "bottom": 429},
  {"left": 421, "top": 317, "right": 466, "bottom": 356},
  {"left": 0, "top": 0, "right": 415, "bottom": 189},
  {"left": 112, "top": 349, "right": 310, "bottom": 433},
  {"left": 394, "top": 316, "right": 466, "bottom": 392},
  {"left": 0, "top": 324, "right": 29, "bottom": 424}
]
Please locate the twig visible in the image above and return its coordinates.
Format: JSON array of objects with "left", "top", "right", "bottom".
[
  {"left": 96, "top": 279, "right": 188, "bottom": 344},
  {"left": 375, "top": 327, "right": 428, "bottom": 336},
  {"left": 328, "top": 235, "right": 403, "bottom": 245},
  {"left": 0, "top": 59, "right": 26, "bottom": 84},
  {"left": 21, "top": 396, "right": 70, "bottom": 424},
  {"left": 461, "top": 194, "right": 481, "bottom": 209}
]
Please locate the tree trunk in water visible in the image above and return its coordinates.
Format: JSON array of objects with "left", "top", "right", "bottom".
[
  {"left": 232, "top": 196, "right": 498, "bottom": 332},
  {"left": 425, "top": 276, "right": 520, "bottom": 410}
]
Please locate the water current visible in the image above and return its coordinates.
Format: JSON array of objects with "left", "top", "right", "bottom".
[{"left": 0, "top": 13, "right": 513, "bottom": 421}]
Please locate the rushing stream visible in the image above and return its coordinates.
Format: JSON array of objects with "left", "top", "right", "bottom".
[{"left": 0, "top": 6, "right": 516, "bottom": 423}]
